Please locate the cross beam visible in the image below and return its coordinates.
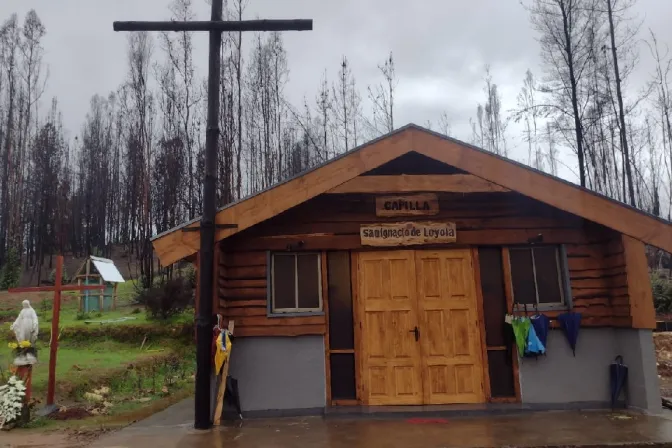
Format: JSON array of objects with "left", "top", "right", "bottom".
[
  {"left": 113, "top": 19, "right": 312, "bottom": 33},
  {"left": 113, "top": 2, "right": 312, "bottom": 430}
]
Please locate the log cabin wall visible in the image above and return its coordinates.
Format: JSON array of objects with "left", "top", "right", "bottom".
[{"left": 218, "top": 191, "right": 638, "bottom": 336}]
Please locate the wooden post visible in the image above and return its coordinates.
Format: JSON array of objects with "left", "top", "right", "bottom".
[
  {"left": 84, "top": 258, "right": 90, "bottom": 313},
  {"left": 46, "top": 255, "right": 63, "bottom": 407},
  {"left": 99, "top": 276, "right": 104, "bottom": 312},
  {"left": 77, "top": 277, "right": 82, "bottom": 312},
  {"left": 113, "top": 283, "right": 118, "bottom": 310},
  {"left": 15, "top": 366, "right": 32, "bottom": 404}
]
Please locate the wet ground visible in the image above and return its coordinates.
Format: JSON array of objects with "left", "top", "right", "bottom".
[{"left": 83, "top": 399, "right": 672, "bottom": 448}]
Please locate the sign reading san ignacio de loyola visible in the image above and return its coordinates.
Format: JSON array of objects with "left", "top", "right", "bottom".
[
  {"left": 360, "top": 221, "right": 457, "bottom": 247},
  {"left": 375, "top": 194, "right": 439, "bottom": 217}
]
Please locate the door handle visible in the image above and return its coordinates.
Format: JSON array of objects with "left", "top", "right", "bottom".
[{"left": 409, "top": 326, "right": 420, "bottom": 342}]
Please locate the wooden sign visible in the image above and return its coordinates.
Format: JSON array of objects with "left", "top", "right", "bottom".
[
  {"left": 360, "top": 221, "right": 457, "bottom": 247},
  {"left": 375, "top": 194, "right": 439, "bottom": 217}
]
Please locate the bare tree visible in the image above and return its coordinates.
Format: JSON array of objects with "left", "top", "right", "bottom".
[
  {"left": 124, "top": 31, "right": 155, "bottom": 287},
  {"left": 604, "top": 0, "right": 639, "bottom": 205},
  {"left": 158, "top": 0, "right": 201, "bottom": 218},
  {"left": 315, "top": 71, "right": 332, "bottom": 160},
  {"left": 333, "top": 56, "right": 354, "bottom": 152},
  {"left": 437, "top": 111, "right": 452, "bottom": 136},
  {"left": 472, "top": 66, "right": 507, "bottom": 156},
  {"left": 368, "top": 52, "right": 396, "bottom": 134},
  {"left": 526, "top": 0, "right": 596, "bottom": 186},
  {"left": 646, "top": 30, "right": 672, "bottom": 218},
  {"left": 516, "top": 69, "right": 543, "bottom": 169},
  {"left": 0, "top": 14, "right": 20, "bottom": 261}
]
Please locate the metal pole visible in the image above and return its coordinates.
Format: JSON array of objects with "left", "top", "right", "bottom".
[
  {"left": 194, "top": 0, "right": 223, "bottom": 430},
  {"left": 46, "top": 255, "right": 63, "bottom": 407}
]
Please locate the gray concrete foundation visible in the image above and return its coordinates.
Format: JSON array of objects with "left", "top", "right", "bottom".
[
  {"left": 227, "top": 335, "right": 326, "bottom": 413},
  {"left": 519, "top": 328, "right": 660, "bottom": 413}
]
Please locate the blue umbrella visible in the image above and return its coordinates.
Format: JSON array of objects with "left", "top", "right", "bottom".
[
  {"left": 530, "top": 314, "right": 550, "bottom": 349},
  {"left": 557, "top": 312, "right": 582, "bottom": 356}
]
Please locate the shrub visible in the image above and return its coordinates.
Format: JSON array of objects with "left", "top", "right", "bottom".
[
  {"left": 136, "top": 278, "right": 193, "bottom": 320},
  {"left": 76, "top": 311, "right": 91, "bottom": 321},
  {"left": 48, "top": 265, "right": 68, "bottom": 285},
  {"left": 0, "top": 248, "right": 21, "bottom": 290},
  {"left": 652, "top": 272, "right": 672, "bottom": 314},
  {"left": 184, "top": 265, "right": 196, "bottom": 289}
]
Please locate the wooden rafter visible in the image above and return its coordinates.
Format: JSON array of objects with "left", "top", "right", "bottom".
[
  {"left": 152, "top": 131, "right": 412, "bottom": 265},
  {"left": 407, "top": 128, "right": 672, "bottom": 254},
  {"left": 326, "top": 174, "right": 509, "bottom": 194}
]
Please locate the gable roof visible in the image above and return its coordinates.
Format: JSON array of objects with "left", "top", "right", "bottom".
[
  {"left": 152, "top": 124, "right": 672, "bottom": 266},
  {"left": 73, "top": 256, "right": 126, "bottom": 283}
]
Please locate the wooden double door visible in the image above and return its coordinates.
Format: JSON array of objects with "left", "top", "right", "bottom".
[{"left": 357, "top": 249, "right": 485, "bottom": 405}]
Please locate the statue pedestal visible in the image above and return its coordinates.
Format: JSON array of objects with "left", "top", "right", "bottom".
[{"left": 13, "top": 353, "right": 37, "bottom": 367}]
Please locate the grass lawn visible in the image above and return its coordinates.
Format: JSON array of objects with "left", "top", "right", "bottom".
[
  {"left": 35, "top": 298, "right": 193, "bottom": 331},
  {"left": 0, "top": 339, "right": 178, "bottom": 397},
  {"left": 0, "top": 275, "right": 198, "bottom": 430},
  {"left": 1, "top": 278, "right": 194, "bottom": 332},
  {"left": 0, "top": 290, "right": 193, "bottom": 332},
  {"left": 35, "top": 340, "right": 166, "bottom": 396}
]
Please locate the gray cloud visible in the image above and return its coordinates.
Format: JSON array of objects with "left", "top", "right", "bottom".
[{"left": 2, "top": 0, "right": 672, "bottom": 183}]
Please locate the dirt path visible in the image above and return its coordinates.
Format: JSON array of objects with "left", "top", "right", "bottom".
[{"left": 1, "top": 429, "right": 101, "bottom": 448}]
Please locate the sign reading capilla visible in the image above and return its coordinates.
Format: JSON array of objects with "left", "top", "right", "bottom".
[{"left": 375, "top": 194, "right": 439, "bottom": 217}]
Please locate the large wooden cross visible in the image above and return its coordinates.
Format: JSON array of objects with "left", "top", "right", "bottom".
[
  {"left": 9, "top": 255, "right": 104, "bottom": 412},
  {"left": 113, "top": 2, "right": 312, "bottom": 429}
]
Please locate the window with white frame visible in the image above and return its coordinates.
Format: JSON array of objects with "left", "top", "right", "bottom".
[
  {"left": 508, "top": 246, "right": 568, "bottom": 309},
  {"left": 270, "top": 253, "right": 322, "bottom": 314}
]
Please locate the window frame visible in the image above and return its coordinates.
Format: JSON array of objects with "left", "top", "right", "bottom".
[
  {"left": 507, "top": 244, "right": 572, "bottom": 311},
  {"left": 267, "top": 251, "right": 324, "bottom": 317}
]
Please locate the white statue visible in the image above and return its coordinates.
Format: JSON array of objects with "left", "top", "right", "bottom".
[{"left": 10, "top": 300, "right": 38, "bottom": 366}]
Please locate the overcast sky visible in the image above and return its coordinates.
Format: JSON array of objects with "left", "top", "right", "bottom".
[{"left": 1, "top": 0, "right": 671, "bottom": 183}]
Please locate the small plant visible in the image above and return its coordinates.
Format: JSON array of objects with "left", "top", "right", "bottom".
[
  {"left": 76, "top": 311, "right": 91, "bottom": 321},
  {"left": 136, "top": 278, "right": 193, "bottom": 320},
  {"left": 7, "top": 341, "right": 36, "bottom": 361},
  {"left": 38, "top": 299, "right": 52, "bottom": 316},
  {"left": 95, "top": 312, "right": 103, "bottom": 318},
  {"left": 0, "top": 376, "right": 27, "bottom": 429},
  {"left": 131, "top": 307, "right": 141, "bottom": 315}
]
